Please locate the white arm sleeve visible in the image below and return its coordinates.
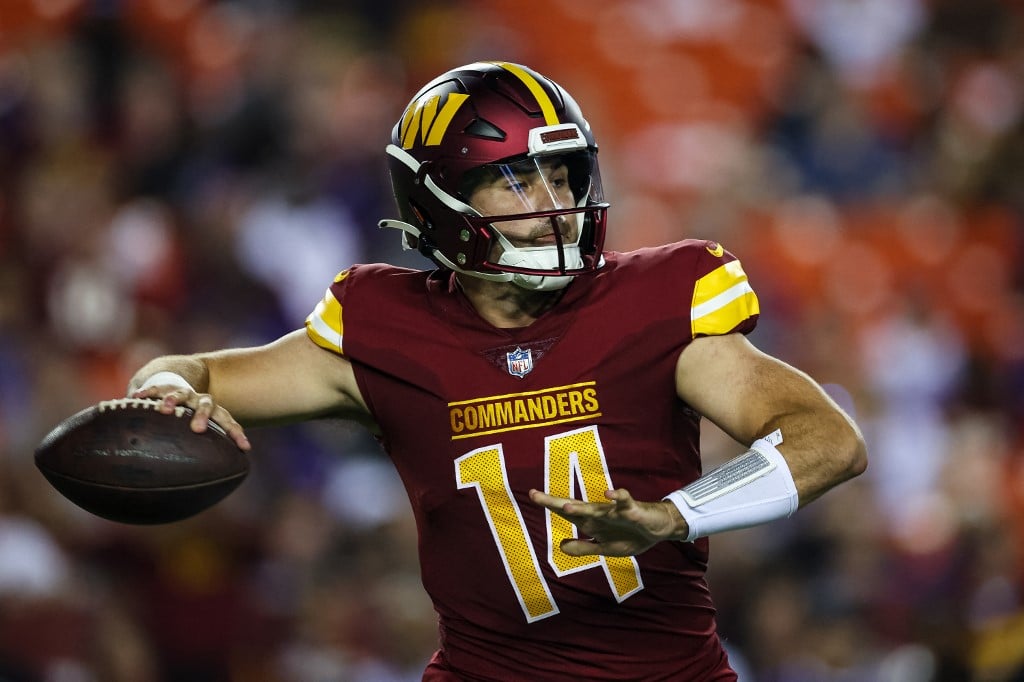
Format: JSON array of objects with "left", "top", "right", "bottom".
[{"left": 664, "top": 436, "right": 799, "bottom": 542}]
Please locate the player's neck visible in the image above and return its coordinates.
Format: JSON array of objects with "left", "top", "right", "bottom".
[{"left": 456, "top": 275, "right": 566, "bottom": 329}]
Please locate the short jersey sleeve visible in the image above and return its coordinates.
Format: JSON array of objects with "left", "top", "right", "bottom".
[
  {"left": 304, "top": 268, "right": 350, "bottom": 356},
  {"left": 689, "top": 241, "right": 759, "bottom": 338}
]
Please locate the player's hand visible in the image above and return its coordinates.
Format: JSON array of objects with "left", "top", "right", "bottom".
[
  {"left": 131, "top": 384, "right": 251, "bottom": 452},
  {"left": 528, "top": 488, "right": 688, "bottom": 557}
]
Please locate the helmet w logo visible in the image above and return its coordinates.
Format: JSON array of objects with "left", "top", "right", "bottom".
[{"left": 400, "top": 92, "right": 469, "bottom": 149}]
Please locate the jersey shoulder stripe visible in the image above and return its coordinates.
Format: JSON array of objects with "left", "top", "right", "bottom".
[
  {"left": 305, "top": 270, "right": 348, "bottom": 355},
  {"left": 690, "top": 255, "right": 759, "bottom": 337}
]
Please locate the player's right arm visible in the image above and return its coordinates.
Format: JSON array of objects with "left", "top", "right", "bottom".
[{"left": 128, "top": 329, "right": 373, "bottom": 449}]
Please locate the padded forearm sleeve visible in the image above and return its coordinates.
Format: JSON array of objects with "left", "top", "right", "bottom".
[{"left": 664, "top": 436, "right": 799, "bottom": 542}]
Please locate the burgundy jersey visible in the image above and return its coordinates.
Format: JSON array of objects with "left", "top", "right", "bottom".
[{"left": 305, "top": 239, "right": 759, "bottom": 681}]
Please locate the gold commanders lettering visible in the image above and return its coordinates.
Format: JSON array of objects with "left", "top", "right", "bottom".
[{"left": 449, "top": 383, "right": 601, "bottom": 440}]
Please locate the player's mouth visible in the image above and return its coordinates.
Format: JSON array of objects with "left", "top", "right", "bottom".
[
  {"left": 530, "top": 221, "right": 574, "bottom": 246},
  {"left": 531, "top": 232, "right": 560, "bottom": 246},
  {"left": 502, "top": 228, "right": 560, "bottom": 248}
]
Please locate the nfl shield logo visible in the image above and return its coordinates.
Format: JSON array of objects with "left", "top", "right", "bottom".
[{"left": 506, "top": 347, "right": 533, "bottom": 378}]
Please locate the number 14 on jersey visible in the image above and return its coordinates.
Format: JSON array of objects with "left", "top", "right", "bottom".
[{"left": 455, "top": 425, "right": 644, "bottom": 623}]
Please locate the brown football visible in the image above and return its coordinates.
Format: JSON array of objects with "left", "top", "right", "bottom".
[{"left": 34, "top": 398, "right": 249, "bottom": 524}]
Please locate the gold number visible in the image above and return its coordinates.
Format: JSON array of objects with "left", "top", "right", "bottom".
[
  {"left": 455, "top": 445, "right": 558, "bottom": 622},
  {"left": 455, "top": 426, "right": 643, "bottom": 624},
  {"left": 544, "top": 426, "right": 643, "bottom": 599}
]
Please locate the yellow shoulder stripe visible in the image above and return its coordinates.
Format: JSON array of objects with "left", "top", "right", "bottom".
[{"left": 691, "top": 260, "right": 759, "bottom": 337}]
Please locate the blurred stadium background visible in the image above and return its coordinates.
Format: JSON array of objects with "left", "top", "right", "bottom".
[{"left": 1, "top": 0, "right": 1023, "bottom": 680}]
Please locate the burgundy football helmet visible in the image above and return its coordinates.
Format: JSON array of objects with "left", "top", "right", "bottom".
[{"left": 380, "top": 61, "right": 609, "bottom": 290}]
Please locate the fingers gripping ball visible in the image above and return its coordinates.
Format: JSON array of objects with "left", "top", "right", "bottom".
[{"left": 34, "top": 398, "right": 249, "bottom": 524}]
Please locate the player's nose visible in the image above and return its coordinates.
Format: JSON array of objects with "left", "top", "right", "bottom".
[{"left": 527, "top": 186, "right": 567, "bottom": 211}]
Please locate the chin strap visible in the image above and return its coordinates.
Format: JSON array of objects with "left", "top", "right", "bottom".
[{"left": 378, "top": 217, "right": 592, "bottom": 292}]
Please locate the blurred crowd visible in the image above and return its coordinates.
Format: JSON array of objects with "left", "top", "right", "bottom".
[{"left": 1, "top": 0, "right": 1023, "bottom": 680}]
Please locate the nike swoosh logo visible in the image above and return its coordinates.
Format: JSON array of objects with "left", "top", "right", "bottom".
[{"left": 706, "top": 243, "right": 724, "bottom": 257}]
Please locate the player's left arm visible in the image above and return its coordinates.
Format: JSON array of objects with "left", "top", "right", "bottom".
[
  {"left": 529, "top": 332, "right": 867, "bottom": 557},
  {"left": 675, "top": 331, "right": 867, "bottom": 507}
]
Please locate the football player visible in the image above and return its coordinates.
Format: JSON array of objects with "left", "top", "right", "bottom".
[{"left": 130, "top": 61, "right": 867, "bottom": 681}]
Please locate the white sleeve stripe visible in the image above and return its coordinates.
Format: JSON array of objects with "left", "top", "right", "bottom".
[
  {"left": 307, "top": 312, "right": 343, "bottom": 352},
  {"left": 691, "top": 281, "right": 754, "bottom": 322}
]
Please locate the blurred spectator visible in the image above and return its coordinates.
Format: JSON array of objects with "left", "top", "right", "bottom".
[
  {"left": 858, "top": 296, "right": 966, "bottom": 538},
  {"left": 235, "top": 187, "right": 363, "bottom": 327},
  {"left": 785, "top": 0, "right": 926, "bottom": 89}
]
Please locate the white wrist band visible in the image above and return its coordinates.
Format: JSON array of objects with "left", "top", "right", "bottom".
[
  {"left": 137, "top": 371, "right": 195, "bottom": 393},
  {"left": 665, "top": 436, "right": 799, "bottom": 542}
]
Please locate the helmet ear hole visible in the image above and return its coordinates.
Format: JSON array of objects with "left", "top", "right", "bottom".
[
  {"left": 406, "top": 200, "right": 435, "bottom": 255},
  {"left": 410, "top": 202, "right": 429, "bottom": 229}
]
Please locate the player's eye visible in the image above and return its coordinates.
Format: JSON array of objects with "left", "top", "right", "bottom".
[{"left": 548, "top": 166, "right": 569, "bottom": 187}]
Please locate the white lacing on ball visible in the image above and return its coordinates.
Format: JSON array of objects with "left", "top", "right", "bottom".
[{"left": 97, "top": 398, "right": 188, "bottom": 418}]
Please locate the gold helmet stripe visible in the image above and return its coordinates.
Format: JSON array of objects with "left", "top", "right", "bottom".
[{"left": 492, "top": 61, "right": 560, "bottom": 125}]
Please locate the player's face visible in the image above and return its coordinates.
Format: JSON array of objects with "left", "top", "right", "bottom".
[{"left": 466, "top": 158, "right": 577, "bottom": 249}]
